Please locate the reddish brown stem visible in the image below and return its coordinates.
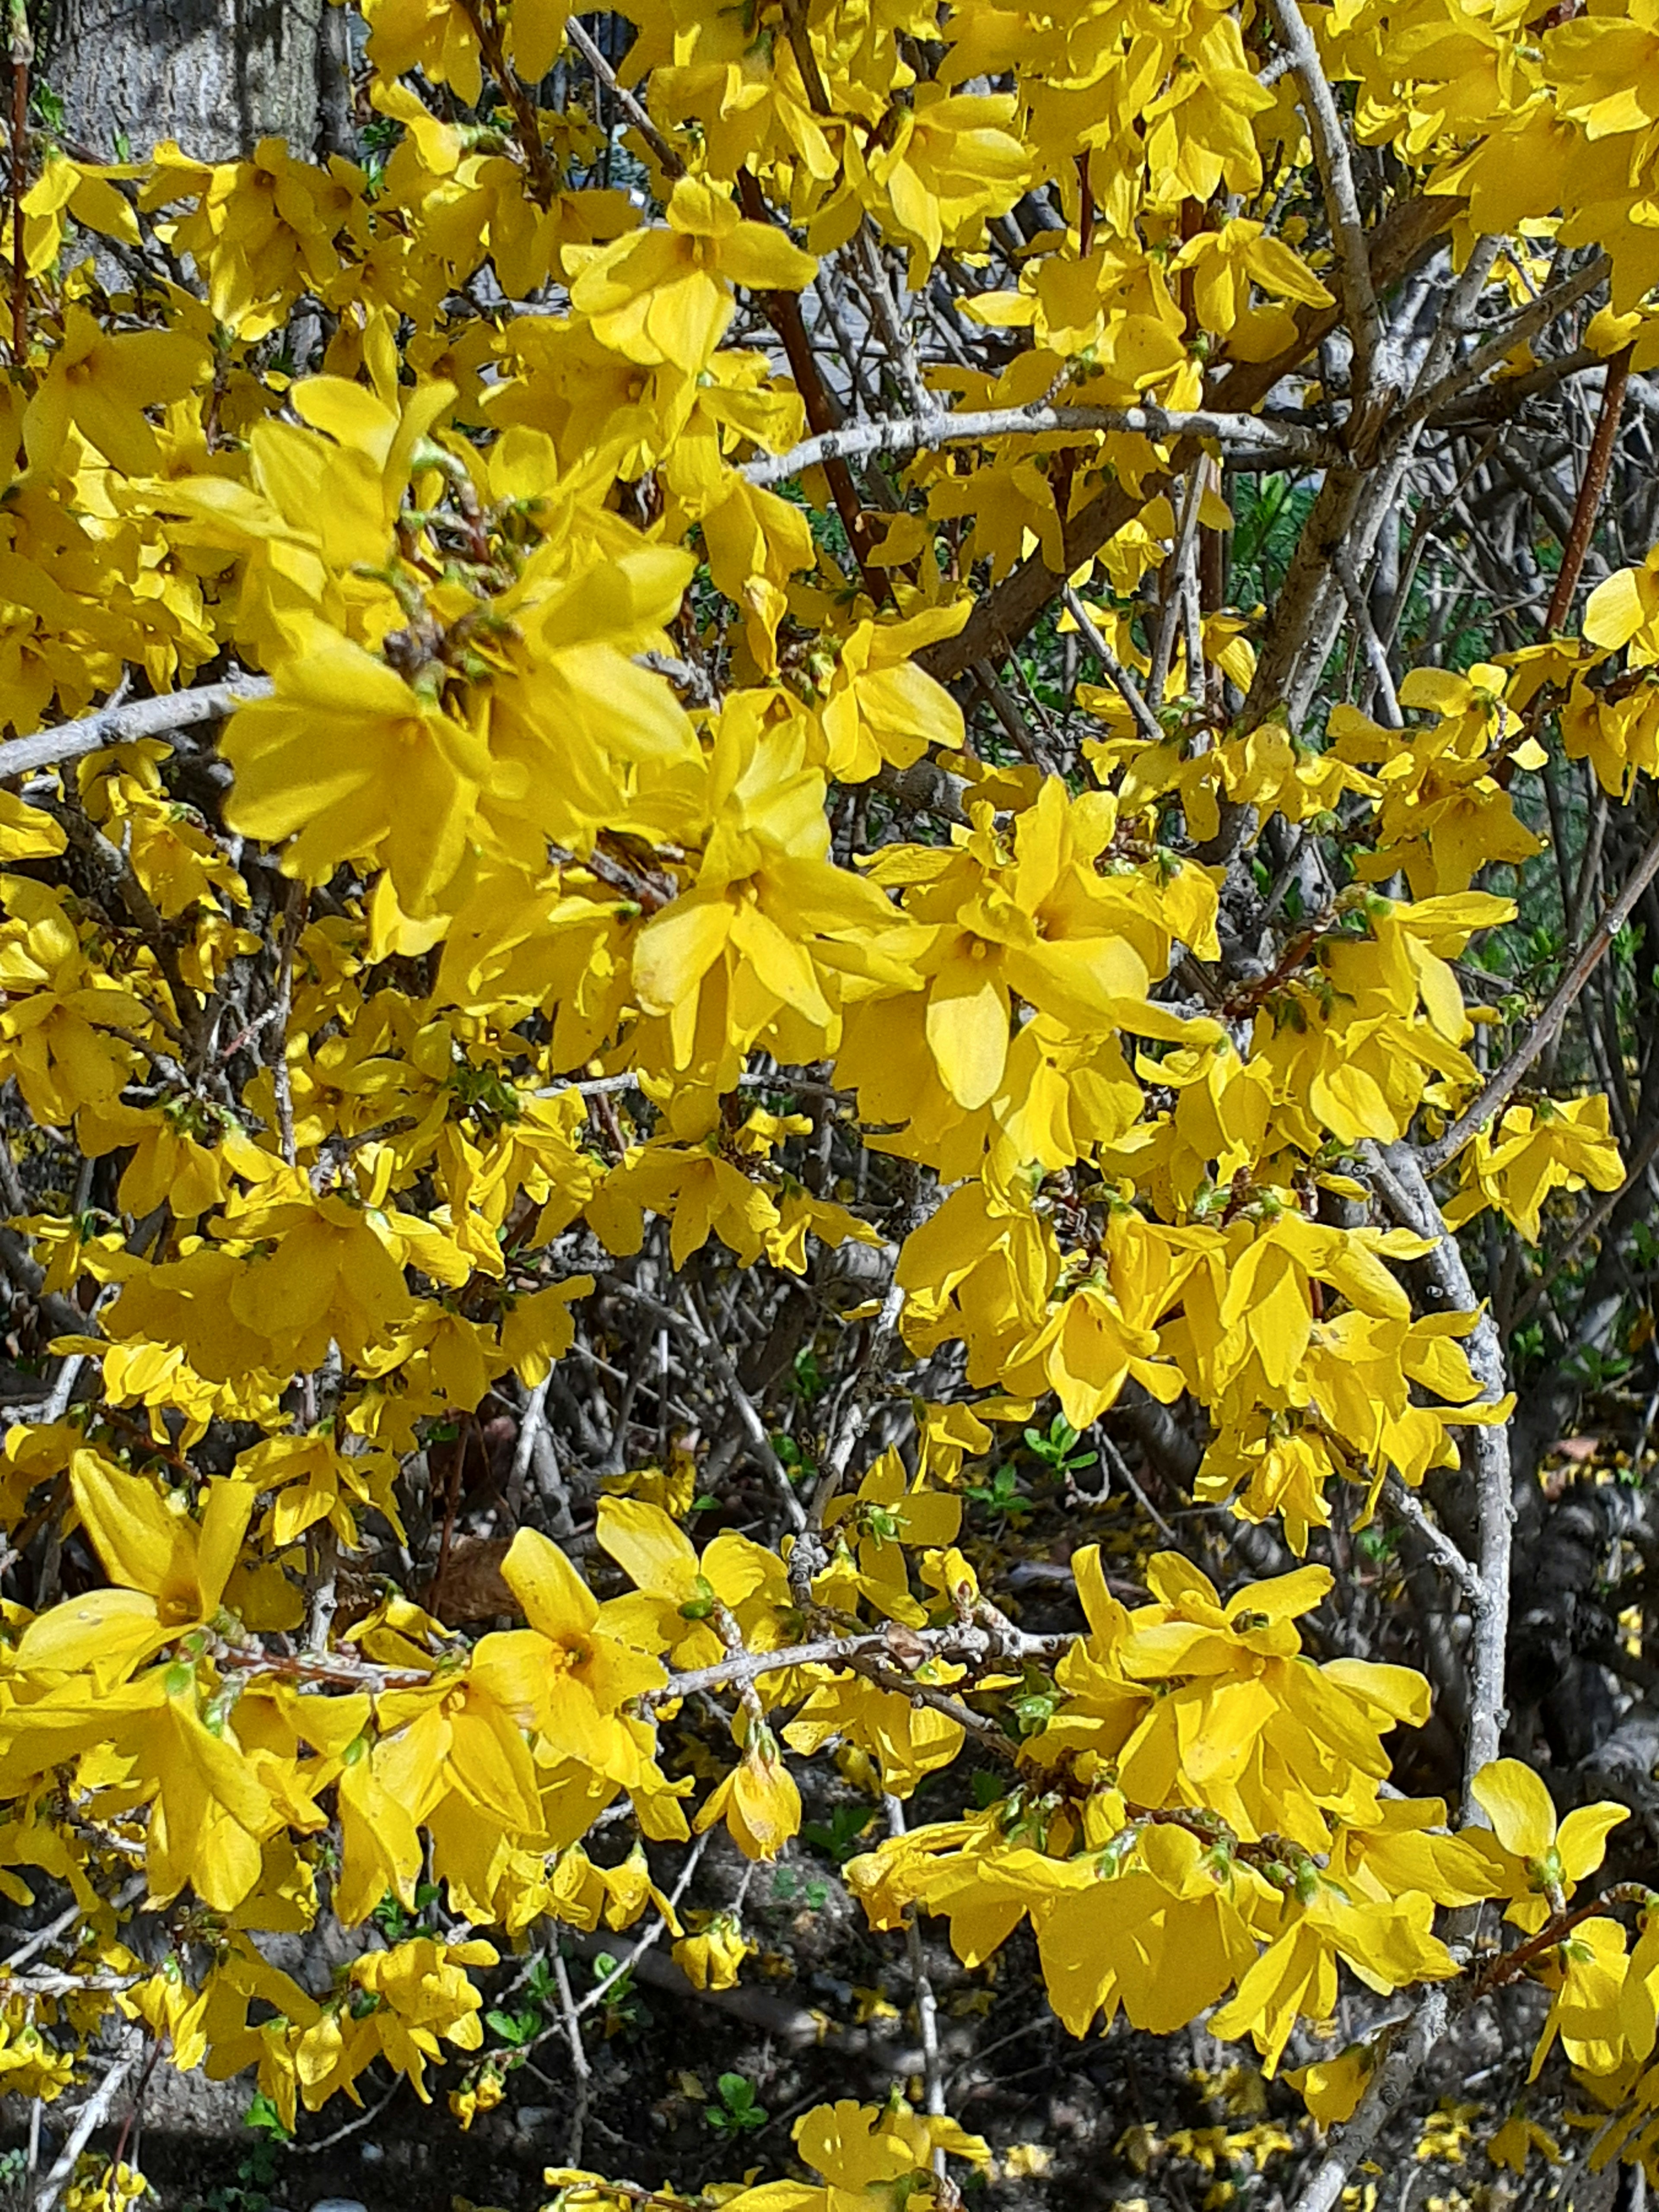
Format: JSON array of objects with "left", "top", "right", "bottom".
[
  {"left": 427, "top": 1414, "right": 470, "bottom": 1619},
  {"left": 1076, "top": 152, "right": 1094, "bottom": 257},
  {"left": 110, "top": 2037, "right": 163, "bottom": 2179},
  {"left": 734, "top": 168, "right": 885, "bottom": 600},
  {"left": 452, "top": 0, "right": 558, "bottom": 208},
  {"left": 1177, "top": 195, "right": 1203, "bottom": 334},
  {"left": 1475, "top": 1884, "right": 1656, "bottom": 1994},
  {"left": 1544, "top": 343, "right": 1632, "bottom": 634},
  {"left": 8, "top": 0, "right": 30, "bottom": 366},
  {"left": 781, "top": 0, "right": 833, "bottom": 117}
]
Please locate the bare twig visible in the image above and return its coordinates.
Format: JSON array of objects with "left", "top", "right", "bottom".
[
  {"left": 0, "top": 678, "right": 273, "bottom": 783},
  {"left": 1, "top": 1875, "right": 146, "bottom": 1976},
  {"left": 1266, "top": 0, "right": 1382, "bottom": 413},
  {"left": 1063, "top": 586, "right": 1164, "bottom": 743},
  {"left": 269, "top": 880, "right": 306, "bottom": 1170},
  {"left": 1544, "top": 343, "right": 1633, "bottom": 633},
  {"left": 563, "top": 14, "right": 685, "bottom": 180},
  {"left": 687, "top": 1279, "right": 807, "bottom": 1528},
  {"left": 1285, "top": 1989, "right": 1452, "bottom": 2212},
  {"left": 1384, "top": 1476, "right": 1484, "bottom": 1602},
  {"left": 8, "top": 0, "right": 31, "bottom": 366},
  {"left": 1424, "top": 815, "right": 1659, "bottom": 1173},
  {"left": 35, "top": 2041, "right": 143, "bottom": 2212},
  {"left": 1363, "top": 1142, "right": 1511, "bottom": 1800},
  {"left": 743, "top": 402, "right": 1332, "bottom": 490},
  {"left": 553, "top": 1948, "right": 591, "bottom": 2165},
  {"left": 451, "top": 0, "right": 558, "bottom": 203},
  {"left": 1148, "top": 460, "right": 1208, "bottom": 708},
  {"left": 573, "top": 1831, "right": 712, "bottom": 2020},
  {"left": 887, "top": 1795, "right": 948, "bottom": 2177},
  {"left": 1406, "top": 253, "right": 1611, "bottom": 428}
]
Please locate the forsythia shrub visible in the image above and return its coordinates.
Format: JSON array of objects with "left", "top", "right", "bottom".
[{"left": 0, "top": 0, "right": 1658, "bottom": 2206}]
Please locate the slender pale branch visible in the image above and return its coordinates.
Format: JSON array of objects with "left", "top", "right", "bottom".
[
  {"left": 1285, "top": 1988, "right": 1452, "bottom": 2212},
  {"left": 647, "top": 1615, "right": 1075, "bottom": 1708},
  {"left": 35, "top": 2042, "right": 143, "bottom": 2212},
  {"left": 1062, "top": 586, "right": 1164, "bottom": 743},
  {"left": 1384, "top": 1475, "right": 1484, "bottom": 1601},
  {"left": 1335, "top": 547, "right": 1403, "bottom": 727},
  {"left": 1406, "top": 252, "right": 1611, "bottom": 427},
  {"left": 1424, "top": 815, "right": 1659, "bottom": 1173},
  {"left": 1266, "top": 0, "right": 1382, "bottom": 410},
  {"left": 0, "top": 678, "right": 273, "bottom": 783},
  {"left": 1, "top": 1874, "right": 146, "bottom": 1976},
  {"left": 687, "top": 1280, "right": 808, "bottom": 1529},
  {"left": 563, "top": 13, "right": 685, "bottom": 180},
  {"left": 570, "top": 1831, "right": 712, "bottom": 2022},
  {"left": 888, "top": 1792, "right": 948, "bottom": 2171},
  {"left": 742, "top": 403, "right": 1334, "bottom": 490},
  {"left": 646, "top": 1631, "right": 891, "bottom": 1702},
  {"left": 1363, "top": 1142, "right": 1512, "bottom": 1800}
]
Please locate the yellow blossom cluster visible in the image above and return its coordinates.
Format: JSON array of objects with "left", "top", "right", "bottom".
[{"left": 0, "top": 0, "right": 1656, "bottom": 2193}]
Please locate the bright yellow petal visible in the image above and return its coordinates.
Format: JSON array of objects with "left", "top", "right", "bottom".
[
  {"left": 501, "top": 1526, "right": 598, "bottom": 1640},
  {"left": 197, "top": 1479, "right": 258, "bottom": 1614},
  {"left": 596, "top": 1497, "right": 700, "bottom": 1606},
  {"left": 1556, "top": 1801, "right": 1629, "bottom": 1881},
  {"left": 632, "top": 893, "right": 733, "bottom": 1017},
  {"left": 925, "top": 954, "right": 1008, "bottom": 1109},
  {"left": 1470, "top": 1758, "right": 1557, "bottom": 1860},
  {"left": 69, "top": 1449, "right": 184, "bottom": 1598}
]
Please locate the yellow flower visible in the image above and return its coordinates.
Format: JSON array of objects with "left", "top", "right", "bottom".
[
  {"left": 470, "top": 1529, "right": 667, "bottom": 1786},
  {"left": 1288, "top": 2048, "right": 1373, "bottom": 2127},
  {"left": 694, "top": 1725, "right": 802, "bottom": 1861},
  {"left": 1466, "top": 1758, "right": 1627, "bottom": 1931},
  {"left": 818, "top": 1446, "right": 961, "bottom": 1626},
  {"left": 24, "top": 304, "right": 207, "bottom": 477},
  {"left": 569, "top": 176, "right": 816, "bottom": 373},
  {"left": 1486, "top": 2117, "right": 1561, "bottom": 2173},
  {"left": 787, "top": 2098, "right": 988, "bottom": 2212},
  {"left": 224, "top": 615, "right": 494, "bottom": 918},
  {"left": 17, "top": 1450, "right": 259, "bottom": 1680},
  {"left": 674, "top": 1911, "right": 751, "bottom": 1991}
]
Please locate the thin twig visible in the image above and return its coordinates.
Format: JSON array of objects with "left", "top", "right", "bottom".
[
  {"left": 451, "top": 0, "right": 558, "bottom": 204},
  {"left": 572, "top": 1831, "right": 712, "bottom": 2020},
  {"left": 35, "top": 2042, "right": 142, "bottom": 2212},
  {"left": 1062, "top": 587, "right": 1163, "bottom": 743},
  {"left": 563, "top": 14, "right": 684, "bottom": 179},
  {"left": 8, "top": 0, "right": 31, "bottom": 366},
  {"left": 269, "top": 880, "right": 306, "bottom": 1170},
  {"left": 1406, "top": 253, "right": 1611, "bottom": 429},
  {"left": 1148, "top": 460, "right": 1207, "bottom": 708},
  {"left": 1544, "top": 343, "right": 1633, "bottom": 633},
  {"left": 553, "top": 1948, "right": 591, "bottom": 2166},
  {"left": 1363, "top": 1142, "right": 1511, "bottom": 1801},
  {"left": 2, "top": 1875, "right": 146, "bottom": 1977},
  {"left": 1284, "top": 1989, "right": 1452, "bottom": 2212},
  {"left": 887, "top": 1796, "right": 948, "bottom": 2177},
  {"left": 687, "top": 1279, "right": 807, "bottom": 1528},
  {"left": 0, "top": 678, "right": 273, "bottom": 784},
  {"left": 743, "top": 403, "right": 1332, "bottom": 490},
  {"left": 1383, "top": 1477, "right": 1484, "bottom": 1602},
  {"left": 288, "top": 2071, "right": 403, "bottom": 2154},
  {"left": 1335, "top": 547, "right": 1403, "bottom": 726},
  {"left": 1424, "top": 816, "right": 1659, "bottom": 1173},
  {"left": 1267, "top": 0, "right": 1382, "bottom": 411}
]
